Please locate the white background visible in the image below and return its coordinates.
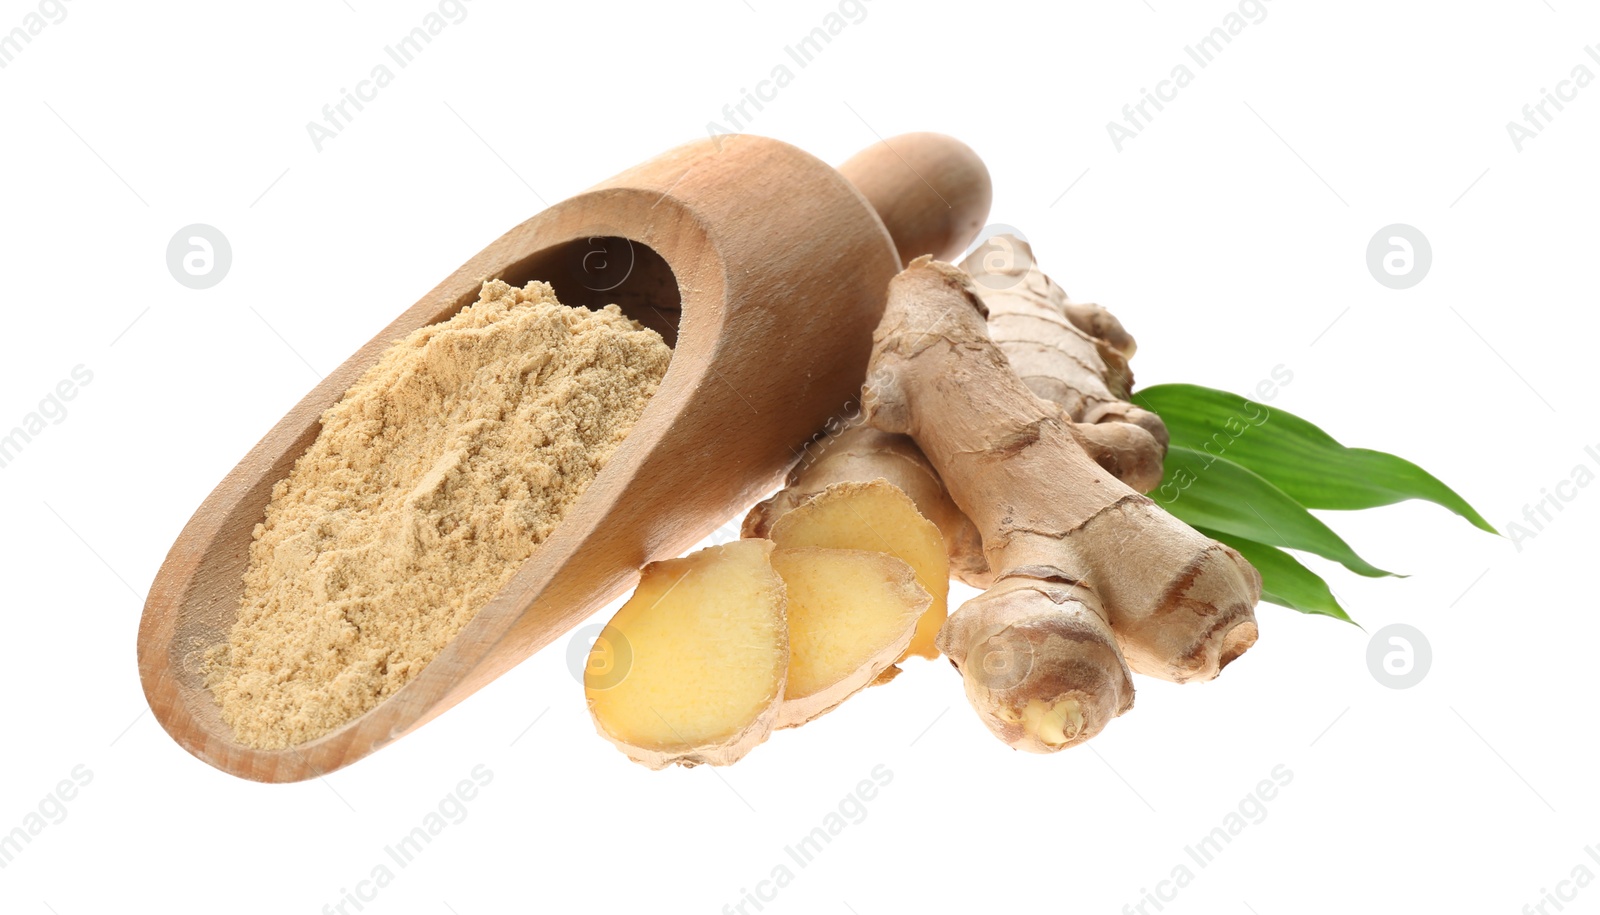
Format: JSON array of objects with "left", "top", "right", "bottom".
[{"left": 1, "top": 1, "right": 1595, "bottom": 913}]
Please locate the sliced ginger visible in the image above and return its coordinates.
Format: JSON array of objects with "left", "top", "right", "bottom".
[
  {"left": 585, "top": 537, "right": 933, "bottom": 767},
  {"left": 584, "top": 539, "right": 788, "bottom": 769},
  {"left": 770, "top": 547, "right": 930, "bottom": 728},
  {"left": 765, "top": 479, "right": 949, "bottom": 661}
]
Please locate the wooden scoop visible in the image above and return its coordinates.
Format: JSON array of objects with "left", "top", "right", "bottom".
[{"left": 138, "top": 132, "right": 992, "bottom": 782}]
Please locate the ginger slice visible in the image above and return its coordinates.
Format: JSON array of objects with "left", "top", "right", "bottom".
[
  {"left": 584, "top": 539, "right": 788, "bottom": 769},
  {"left": 763, "top": 479, "right": 949, "bottom": 661},
  {"left": 769, "top": 547, "right": 930, "bottom": 728},
  {"left": 744, "top": 425, "right": 989, "bottom": 586}
]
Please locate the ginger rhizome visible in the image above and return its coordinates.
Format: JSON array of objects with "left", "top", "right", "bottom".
[
  {"left": 769, "top": 546, "right": 929, "bottom": 727},
  {"left": 963, "top": 236, "right": 1169, "bottom": 495},
  {"left": 756, "top": 238, "right": 1261, "bottom": 653},
  {"left": 863, "top": 257, "right": 1260, "bottom": 750},
  {"left": 746, "top": 428, "right": 989, "bottom": 589},
  {"left": 585, "top": 538, "right": 929, "bottom": 767},
  {"left": 745, "top": 235, "right": 1177, "bottom": 589},
  {"left": 750, "top": 479, "right": 949, "bottom": 660},
  {"left": 585, "top": 540, "right": 789, "bottom": 769},
  {"left": 590, "top": 236, "right": 1262, "bottom": 763}
]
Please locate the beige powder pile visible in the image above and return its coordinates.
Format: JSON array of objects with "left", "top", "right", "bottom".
[{"left": 206, "top": 279, "right": 672, "bottom": 749}]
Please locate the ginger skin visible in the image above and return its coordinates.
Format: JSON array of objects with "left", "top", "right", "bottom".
[
  {"left": 742, "top": 241, "right": 1260, "bottom": 751},
  {"left": 962, "top": 235, "right": 1168, "bottom": 494},
  {"left": 751, "top": 238, "right": 1260, "bottom": 683},
  {"left": 749, "top": 236, "right": 1180, "bottom": 591},
  {"left": 863, "top": 258, "right": 1261, "bottom": 751}
]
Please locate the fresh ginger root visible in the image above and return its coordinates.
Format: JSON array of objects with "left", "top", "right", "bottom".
[
  {"left": 749, "top": 238, "right": 1259, "bottom": 686},
  {"left": 596, "top": 241, "right": 1261, "bottom": 761},
  {"left": 962, "top": 235, "right": 1169, "bottom": 494},
  {"left": 585, "top": 540, "right": 788, "bottom": 769},
  {"left": 586, "top": 538, "right": 931, "bottom": 766},
  {"left": 745, "top": 426, "right": 989, "bottom": 586},
  {"left": 748, "top": 235, "right": 1179, "bottom": 592},
  {"left": 754, "top": 479, "right": 950, "bottom": 660},
  {"left": 939, "top": 238, "right": 1260, "bottom": 686},
  {"left": 865, "top": 257, "right": 1261, "bottom": 751},
  {"left": 770, "top": 547, "right": 929, "bottom": 727}
]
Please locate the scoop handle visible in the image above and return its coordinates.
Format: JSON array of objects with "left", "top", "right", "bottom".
[{"left": 839, "top": 132, "right": 993, "bottom": 264}]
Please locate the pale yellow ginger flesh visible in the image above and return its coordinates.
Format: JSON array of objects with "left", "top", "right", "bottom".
[
  {"left": 744, "top": 424, "right": 989, "bottom": 587},
  {"left": 1017, "top": 698, "right": 1087, "bottom": 750},
  {"left": 769, "top": 547, "right": 930, "bottom": 728},
  {"left": 763, "top": 479, "right": 949, "bottom": 661},
  {"left": 585, "top": 540, "right": 788, "bottom": 769}
]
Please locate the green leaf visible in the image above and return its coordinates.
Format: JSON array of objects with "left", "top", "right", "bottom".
[
  {"left": 1196, "top": 527, "right": 1352, "bottom": 623},
  {"left": 1136, "top": 383, "right": 1497, "bottom": 534},
  {"left": 1157, "top": 446, "right": 1397, "bottom": 579}
]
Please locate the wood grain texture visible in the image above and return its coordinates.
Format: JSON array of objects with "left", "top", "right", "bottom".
[
  {"left": 837, "top": 132, "right": 991, "bottom": 263},
  {"left": 138, "top": 133, "right": 992, "bottom": 782}
]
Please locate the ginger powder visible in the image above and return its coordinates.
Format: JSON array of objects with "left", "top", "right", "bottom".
[{"left": 205, "top": 279, "right": 671, "bottom": 749}]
